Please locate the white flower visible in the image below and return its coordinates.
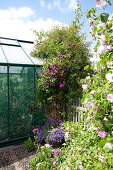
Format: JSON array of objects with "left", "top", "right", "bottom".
[
  {"left": 65, "top": 132, "right": 69, "bottom": 139},
  {"left": 107, "top": 45, "right": 113, "bottom": 51},
  {"left": 96, "top": 0, "right": 107, "bottom": 9},
  {"left": 45, "top": 144, "right": 51, "bottom": 148},
  {"left": 100, "top": 34, "right": 106, "bottom": 45},
  {"left": 106, "top": 73, "right": 113, "bottom": 82},
  {"left": 86, "top": 76, "right": 90, "bottom": 80},
  {"left": 103, "top": 117, "right": 108, "bottom": 121},
  {"left": 104, "top": 142, "right": 113, "bottom": 150},
  {"left": 99, "top": 154, "right": 104, "bottom": 162},
  {"left": 98, "top": 44, "right": 107, "bottom": 54},
  {"left": 82, "top": 84, "right": 88, "bottom": 90}
]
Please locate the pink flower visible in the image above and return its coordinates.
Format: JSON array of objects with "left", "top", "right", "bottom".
[
  {"left": 94, "top": 66, "right": 98, "bottom": 72},
  {"left": 91, "top": 90, "right": 96, "bottom": 95},
  {"left": 82, "top": 84, "right": 88, "bottom": 90},
  {"left": 96, "top": 0, "right": 107, "bottom": 9},
  {"left": 112, "top": 131, "right": 113, "bottom": 135},
  {"left": 32, "top": 128, "right": 38, "bottom": 133},
  {"left": 54, "top": 163, "right": 57, "bottom": 166},
  {"left": 59, "top": 152, "right": 62, "bottom": 156},
  {"left": 78, "top": 164, "right": 84, "bottom": 169},
  {"left": 54, "top": 149, "right": 60, "bottom": 156},
  {"left": 98, "top": 131, "right": 107, "bottom": 138},
  {"left": 36, "top": 163, "right": 42, "bottom": 167},
  {"left": 104, "top": 22, "right": 108, "bottom": 27},
  {"left": 86, "top": 117, "right": 91, "bottom": 121},
  {"left": 41, "top": 146, "right": 44, "bottom": 149},
  {"left": 86, "top": 101, "right": 94, "bottom": 108},
  {"left": 107, "top": 94, "right": 113, "bottom": 103},
  {"left": 94, "top": 107, "right": 99, "bottom": 112}
]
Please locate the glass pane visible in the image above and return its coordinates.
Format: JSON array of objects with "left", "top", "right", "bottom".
[
  {"left": 0, "top": 66, "right": 8, "bottom": 142},
  {"left": 2, "top": 45, "right": 33, "bottom": 64},
  {"left": 30, "top": 56, "right": 44, "bottom": 65},
  {"left": 0, "top": 46, "right": 7, "bottom": 63},
  {"left": 9, "top": 66, "right": 35, "bottom": 138},
  {"left": 0, "top": 38, "right": 18, "bottom": 45}
]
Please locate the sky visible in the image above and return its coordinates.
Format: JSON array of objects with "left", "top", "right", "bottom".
[{"left": 0, "top": 0, "right": 113, "bottom": 55}]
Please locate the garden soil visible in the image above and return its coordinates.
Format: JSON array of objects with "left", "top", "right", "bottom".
[{"left": 0, "top": 144, "right": 37, "bottom": 170}]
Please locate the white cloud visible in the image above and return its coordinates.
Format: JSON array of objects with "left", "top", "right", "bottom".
[
  {"left": 54, "top": 0, "right": 78, "bottom": 12},
  {"left": 0, "top": 7, "right": 34, "bottom": 19},
  {"left": 40, "top": 0, "right": 45, "bottom": 7},
  {"left": 0, "top": 7, "right": 66, "bottom": 54}
]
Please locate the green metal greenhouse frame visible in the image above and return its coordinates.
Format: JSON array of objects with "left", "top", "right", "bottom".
[{"left": 0, "top": 37, "right": 44, "bottom": 147}]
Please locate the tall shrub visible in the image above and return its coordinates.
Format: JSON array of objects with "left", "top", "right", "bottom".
[{"left": 32, "top": 6, "right": 91, "bottom": 120}]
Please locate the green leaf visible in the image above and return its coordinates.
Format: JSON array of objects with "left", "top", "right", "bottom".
[{"left": 100, "top": 13, "right": 109, "bottom": 23}]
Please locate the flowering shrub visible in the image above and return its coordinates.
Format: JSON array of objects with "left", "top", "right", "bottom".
[{"left": 31, "top": 6, "right": 91, "bottom": 119}]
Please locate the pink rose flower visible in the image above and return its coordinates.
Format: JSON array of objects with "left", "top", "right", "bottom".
[
  {"left": 91, "top": 90, "right": 96, "bottom": 95},
  {"left": 86, "top": 101, "right": 94, "bottom": 108},
  {"left": 107, "top": 94, "right": 113, "bottom": 103},
  {"left": 98, "top": 131, "right": 107, "bottom": 138}
]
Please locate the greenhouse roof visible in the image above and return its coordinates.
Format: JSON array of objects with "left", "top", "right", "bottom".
[{"left": 0, "top": 37, "right": 44, "bottom": 66}]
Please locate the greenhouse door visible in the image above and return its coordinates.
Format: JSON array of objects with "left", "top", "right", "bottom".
[{"left": 9, "top": 66, "right": 35, "bottom": 140}]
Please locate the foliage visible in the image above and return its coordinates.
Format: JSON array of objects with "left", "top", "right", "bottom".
[
  {"left": 29, "top": 1, "right": 113, "bottom": 169},
  {"left": 31, "top": 5, "right": 91, "bottom": 119},
  {"left": 23, "top": 137, "right": 34, "bottom": 152},
  {"left": 29, "top": 144, "right": 54, "bottom": 170},
  {"left": 29, "top": 121, "right": 113, "bottom": 169},
  {"left": 81, "top": 0, "right": 113, "bottom": 134}
]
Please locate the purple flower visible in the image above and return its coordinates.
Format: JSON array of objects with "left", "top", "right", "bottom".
[
  {"left": 54, "top": 149, "right": 60, "bottom": 156},
  {"left": 44, "top": 81, "right": 49, "bottom": 85},
  {"left": 69, "top": 43, "right": 74, "bottom": 48},
  {"left": 29, "top": 106, "right": 33, "bottom": 112},
  {"left": 72, "top": 60, "right": 76, "bottom": 64},
  {"left": 58, "top": 55, "right": 64, "bottom": 59},
  {"left": 60, "top": 82, "right": 65, "bottom": 88},
  {"left": 52, "top": 98, "right": 55, "bottom": 103}
]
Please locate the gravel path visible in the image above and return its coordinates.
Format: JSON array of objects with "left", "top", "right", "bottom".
[{"left": 0, "top": 145, "right": 37, "bottom": 170}]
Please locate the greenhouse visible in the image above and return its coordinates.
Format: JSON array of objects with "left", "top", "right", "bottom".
[{"left": 0, "top": 37, "right": 44, "bottom": 146}]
